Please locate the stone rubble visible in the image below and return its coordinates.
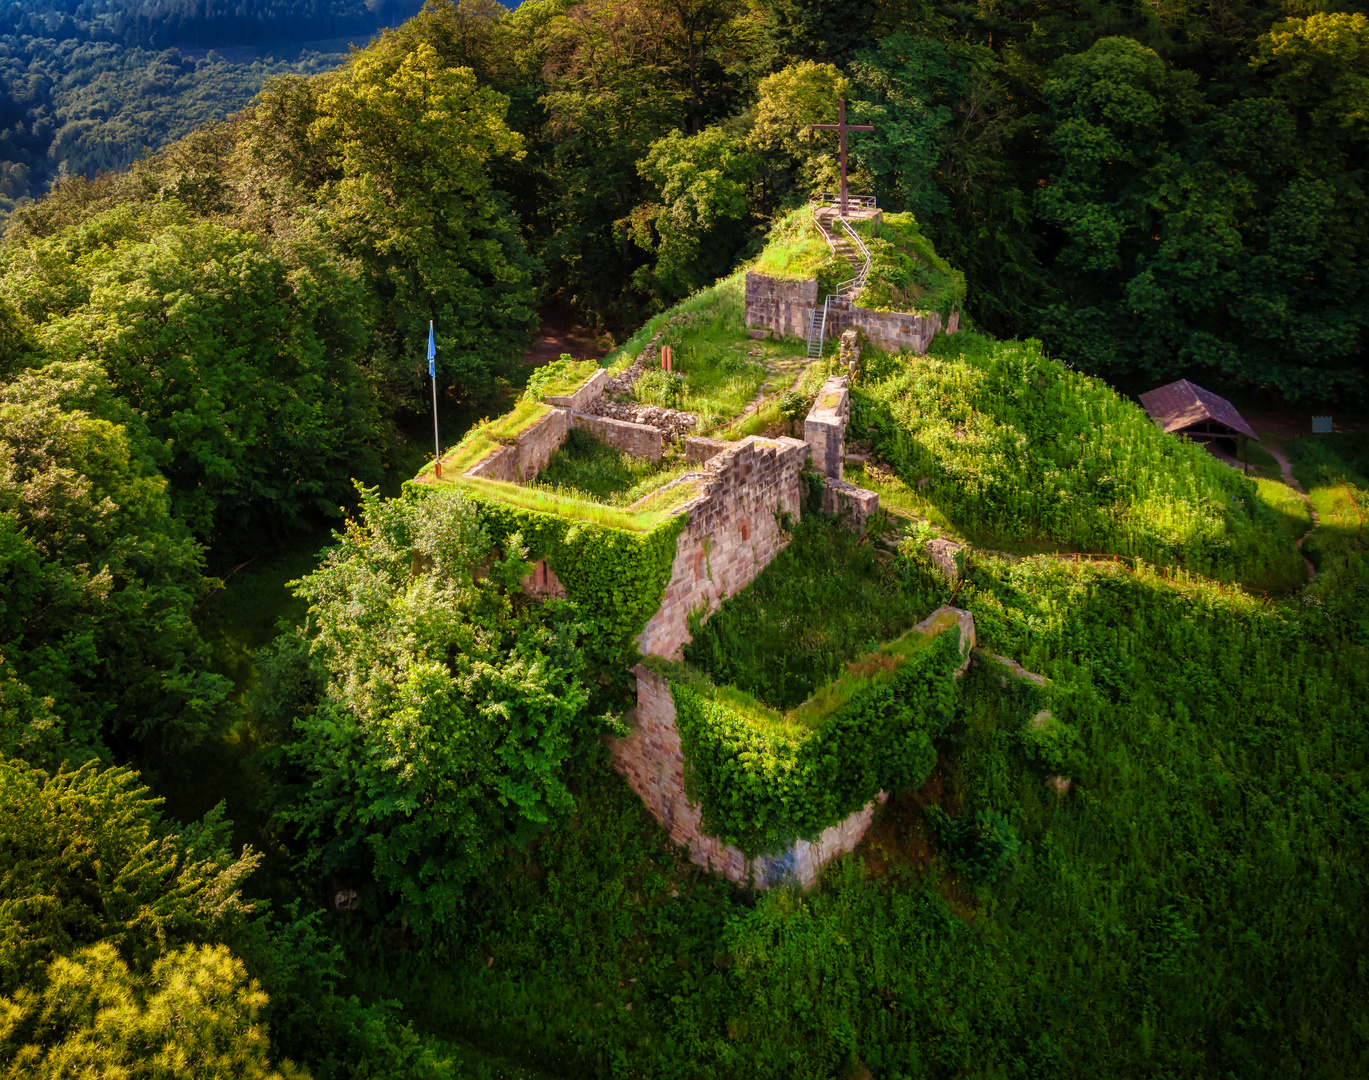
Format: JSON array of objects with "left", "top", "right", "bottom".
[
  {"left": 587, "top": 399, "right": 698, "bottom": 439},
  {"left": 586, "top": 315, "right": 702, "bottom": 438}
]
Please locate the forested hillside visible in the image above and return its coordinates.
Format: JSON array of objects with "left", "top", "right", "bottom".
[
  {"left": 0, "top": 0, "right": 425, "bottom": 209},
  {"left": 1, "top": 2, "right": 1367, "bottom": 1077}
]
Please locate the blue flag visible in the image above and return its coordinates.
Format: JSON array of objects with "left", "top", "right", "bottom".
[{"left": 427, "top": 321, "right": 436, "bottom": 378}]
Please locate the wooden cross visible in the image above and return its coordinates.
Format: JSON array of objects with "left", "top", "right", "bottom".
[{"left": 809, "top": 98, "right": 874, "bottom": 216}]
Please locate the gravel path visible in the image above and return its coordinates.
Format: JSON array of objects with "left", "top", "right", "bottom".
[{"left": 1266, "top": 444, "right": 1319, "bottom": 582}]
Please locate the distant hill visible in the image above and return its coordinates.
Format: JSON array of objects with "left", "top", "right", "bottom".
[
  {"left": 0, "top": 0, "right": 425, "bottom": 50},
  {"left": 0, "top": 0, "right": 429, "bottom": 214}
]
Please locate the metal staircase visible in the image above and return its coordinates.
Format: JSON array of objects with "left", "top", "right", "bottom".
[{"left": 806, "top": 200, "right": 874, "bottom": 358}]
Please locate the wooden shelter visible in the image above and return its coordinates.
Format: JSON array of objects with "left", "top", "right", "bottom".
[{"left": 1139, "top": 379, "right": 1257, "bottom": 449}]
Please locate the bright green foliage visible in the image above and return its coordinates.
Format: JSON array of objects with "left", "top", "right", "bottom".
[
  {"left": 0, "top": 759, "right": 260, "bottom": 991},
  {"left": 746, "top": 61, "right": 853, "bottom": 203},
  {"left": 671, "top": 629, "right": 960, "bottom": 855},
  {"left": 0, "top": 756, "right": 268, "bottom": 1073},
  {"left": 0, "top": 202, "right": 384, "bottom": 542},
  {"left": 523, "top": 354, "right": 601, "bottom": 402},
  {"left": 1288, "top": 430, "right": 1369, "bottom": 644},
  {"left": 309, "top": 39, "right": 539, "bottom": 398},
  {"left": 529, "top": 428, "right": 687, "bottom": 507},
  {"left": 0, "top": 942, "right": 294, "bottom": 1080},
  {"left": 684, "top": 512, "right": 943, "bottom": 707},
  {"left": 852, "top": 211, "right": 966, "bottom": 318},
  {"left": 0, "top": 362, "right": 230, "bottom": 759},
  {"left": 453, "top": 482, "right": 686, "bottom": 668},
  {"left": 749, "top": 206, "right": 849, "bottom": 293},
  {"left": 853, "top": 333, "right": 1305, "bottom": 589},
  {"left": 275, "top": 485, "right": 615, "bottom": 934},
  {"left": 343, "top": 545, "right": 1366, "bottom": 1078},
  {"left": 633, "top": 126, "right": 757, "bottom": 302}
]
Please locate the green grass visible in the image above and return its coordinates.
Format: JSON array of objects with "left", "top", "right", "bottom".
[
  {"left": 852, "top": 211, "right": 967, "bottom": 320},
  {"left": 457, "top": 477, "right": 693, "bottom": 532},
  {"left": 528, "top": 428, "right": 688, "bottom": 507},
  {"left": 683, "top": 512, "right": 946, "bottom": 709},
  {"left": 854, "top": 332, "right": 1307, "bottom": 592},
  {"left": 1287, "top": 430, "right": 1369, "bottom": 641},
  {"left": 334, "top": 544, "right": 1368, "bottom": 1080},
  {"left": 530, "top": 358, "right": 602, "bottom": 400},
  {"left": 420, "top": 398, "right": 557, "bottom": 480},
  {"left": 749, "top": 205, "right": 847, "bottom": 286}
]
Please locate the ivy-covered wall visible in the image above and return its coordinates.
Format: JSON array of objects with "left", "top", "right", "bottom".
[
  {"left": 671, "top": 630, "right": 963, "bottom": 857},
  {"left": 457, "top": 485, "right": 687, "bottom": 666}
]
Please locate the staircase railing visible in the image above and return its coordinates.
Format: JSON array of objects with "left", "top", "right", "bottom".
[
  {"left": 809, "top": 193, "right": 879, "bottom": 212},
  {"left": 806, "top": 209, "right": 874, "bottom": 358}
]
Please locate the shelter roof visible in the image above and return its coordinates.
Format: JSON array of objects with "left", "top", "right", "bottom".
[{"left": 1139, "top": 379, "right": 1257, "bottom": 441}]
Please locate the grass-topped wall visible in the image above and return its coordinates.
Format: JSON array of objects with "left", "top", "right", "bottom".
[
  {"left": 423, "top": 482, "right": 687, "bottom": 667},
  {"left": 660, "top": 628, "right": 964, "bottom": 857}
]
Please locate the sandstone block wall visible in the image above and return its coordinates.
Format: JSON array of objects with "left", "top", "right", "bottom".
[
  {"left": 822, "top": 476, "right": 879, "bottom": 532},
  {"left": 464, "top": 406, "right": 571, "bottom": 482},
  {"left": 745, "top": 272, "right": 818, "bottom": 339},
  {"left": 610, "top": 666, "right": 887, "bottom": 889},
  {"left": 804, "top": 375, "right": 850, "bottom": 479},
  {"left": 572, "top": 412, "right": 664, "bottom": 461},
  {"left": 545, "top": 367, "right": 607, "bottom": 412},
  {"left": 831, "top": 305, "right": 945, "bottom": 355},
  {"left": 636, "top": 436, "right": 807, "bottom": 660},
  {"left": 685, "top": 436, "right": 727, "bottom": 463}
]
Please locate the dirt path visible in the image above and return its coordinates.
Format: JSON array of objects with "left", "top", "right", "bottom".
[
  {"left": 1266, "top": 444, "right": 1320, "bottom": 582},
  {"left": 524, "top": 297, "right": 606, "bottom": 368}
]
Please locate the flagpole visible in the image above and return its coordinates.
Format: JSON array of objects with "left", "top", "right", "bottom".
[{"left": 429, "top": 321, "right": 441, "bottom": 479}]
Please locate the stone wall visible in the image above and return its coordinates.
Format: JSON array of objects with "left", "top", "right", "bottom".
[
  {"left": 744, "top": 272, "right": 818, "bottom": 340},
  {"left": 636, "top": 436, "right": 807, "bottom": 659},
  {"left": 544, "top": 367, "right": 607, "bottom": 412},
  {"left": 684, "top": 436, "right": 727, "bottom": 463},
  {"left": 463, "top": 406, "right": 571, "bottom": 482},
  {"left": 822, "top": 476, "right": 879, "bottom": 532},
  {"left": 572, "top": 412, "right": 663, "bottom": 461},
  {"left": 831, "top": 305, "right": 946, "bottom": 355},
  {"left": 804, "top": 375, "right": 850, "bottom": 478},
  {"left": 610, "top": 666, "right": 888, "bottom": 889}
]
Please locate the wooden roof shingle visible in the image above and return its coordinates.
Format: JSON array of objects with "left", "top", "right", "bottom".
[{"left": 1138, "top": 379, "right": 1257, "bottom": 441}]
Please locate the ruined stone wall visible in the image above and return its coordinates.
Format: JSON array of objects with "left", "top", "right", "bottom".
[
  {"left": 610, "top": 666, "right": 887, "bottom": 889},
  {"left": 463, "top": 406, "right": 571, "bottom": 482},
  {"left": 831, "top": 305, "right": 945, "bottom": 355},
  {"left": 636, "top": 436, "right": 807, "bottom": 660},
  {"left": 745, "top": 272, "right": 818, "bottom": 340},
  {"left": 572, "top": 412, "right": 663, "bottom": 461},
  {"left": 804, "top": 375, "right": 850, "bottom": 479},
  {"left": 544, "top": 367, "right": 607, "bottom": 411}
]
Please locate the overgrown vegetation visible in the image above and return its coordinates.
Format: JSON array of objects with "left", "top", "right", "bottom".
[
  {"left": 853, "top": 211, "right": 966, "bottom": 320},
  {"left": 852, "top": 332, "right": 1307, "bottom": 591},
  {"left": 685, "top": 512, "right": 944, "bottom": 708},
  {"left": 530, "top": 428, "right": 687, "bottom": 507}
]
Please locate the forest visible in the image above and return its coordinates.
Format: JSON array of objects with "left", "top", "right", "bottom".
[{"left": 0, "top": 0, "right": 1366, "bottom": 1077}]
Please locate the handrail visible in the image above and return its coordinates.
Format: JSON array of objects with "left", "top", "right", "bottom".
[{"left": 809, "top": 193, "right": 878, "bottom": 211}]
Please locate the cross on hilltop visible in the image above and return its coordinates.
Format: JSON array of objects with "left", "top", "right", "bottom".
[{"left": 809, "top": 98, "right": 874, "bottom": 217}]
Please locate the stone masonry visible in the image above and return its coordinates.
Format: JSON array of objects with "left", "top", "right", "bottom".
[
  {"left": 829, "top": 304, "right": 948, "bottom": 356},
  {"left": 744, "top": 270, "right": 956, "bottom": 356},
  {"left": 744, "top": 272, "right": 819, "bottom": 340},
  {"left": 544, "top": 367, "right": 608, "bottom": 412},
  {"left": 635, "top": 436, "right": 808, "bottom": 660},
  {"left": 822, "top": 477, "right": 879, "bottom": 532},
  {"left": 805, "top": 374, "right": 850, "bottom": 478},
  {"left": 610, "top": 665, "right": 889, "bottom": 889},
  {"left": 463, "top": 405, "right": 570, "bottom": 483},
  {"left": 612, "top": 604, "right": 977, "bottom": 890},
  {"left": 572, "top": 412, "right": 664, "bottom": 461}
]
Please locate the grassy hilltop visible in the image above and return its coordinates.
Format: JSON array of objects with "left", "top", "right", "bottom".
[
  {"left": 2, "top": 15, "right": 1365, "bottom": 1069},
  {"left": 319, "top": 225, "right": 1367, "bottom": 1077}
]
